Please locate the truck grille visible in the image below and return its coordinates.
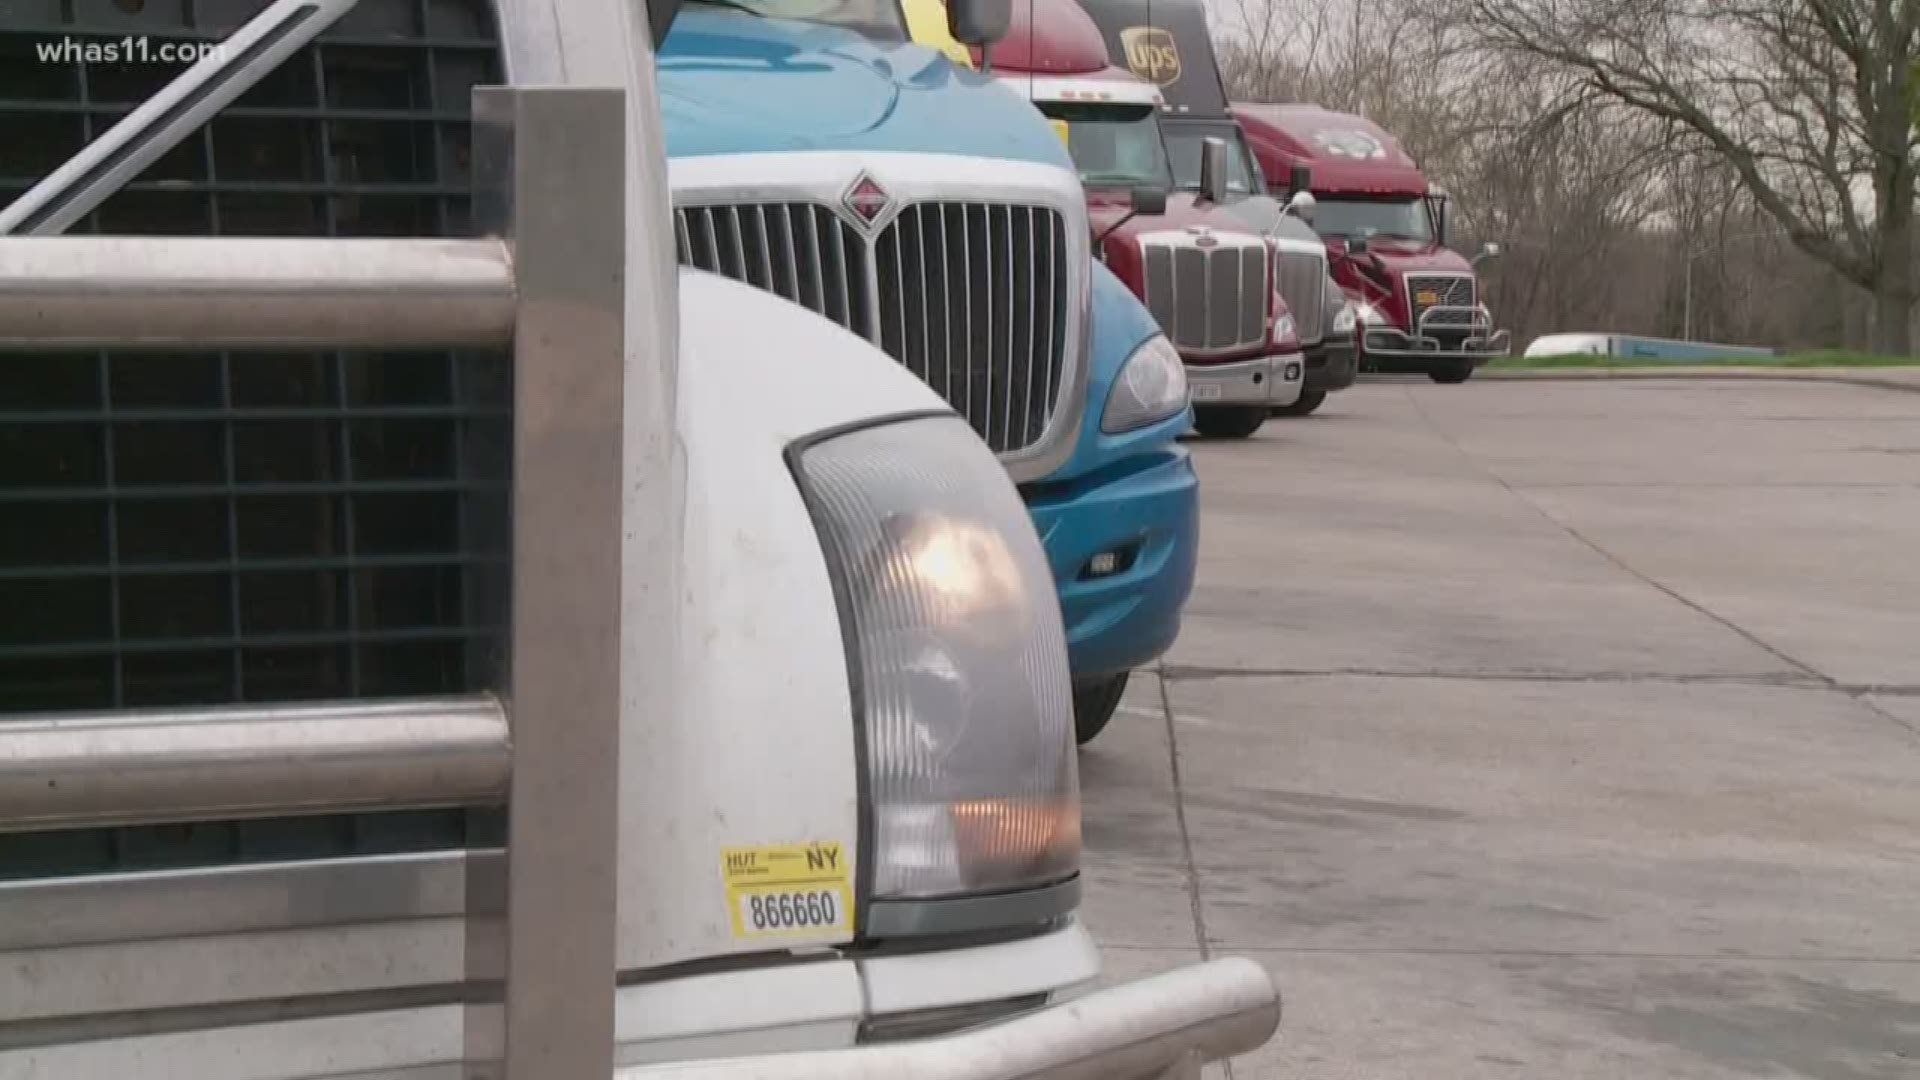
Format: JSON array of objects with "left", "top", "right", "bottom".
[
  {"left": 1274, "top": 249, "right": 1327, "bottom": 343},
  {"left": 676, "top": 201, "right": 1070, "bottom": 454},
  {"left": 0, "top": 0, "right": 504, "bottom": 875},
  {"left": 675, "top": 204, "right": 874, "bottom": 340},
  {"left": 1407, "top": 273, "right": 1477, "bottom": 328},
  {"left": 1139, "top": 237, "right": 1266, "bottom": 357}
]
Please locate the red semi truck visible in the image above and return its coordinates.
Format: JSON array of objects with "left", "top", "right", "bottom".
[
  {"left": 1235, "top": 104, "right": 1510, "bottom": 382},
  {"left": 961, "top": 0, "right": 1351, "bottom": 437},
  {"left": 1071, "top": 0, "right": 1356, "bottom": 418}
]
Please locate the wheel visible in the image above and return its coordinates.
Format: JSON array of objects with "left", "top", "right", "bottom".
[
  {"left": 1429, "top": 362, "right": 1474, "bottom": 384},
  {"left": 1191, "top": 405, "right": 1267, "bottom": 438},
  {"left": 1073, "top": 673, "right": 1129, "bottom": 745},
  {"left": 1272, "top": 389, "right": 1326, "bottom": 417}
]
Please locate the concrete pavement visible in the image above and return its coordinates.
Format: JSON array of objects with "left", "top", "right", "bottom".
[
  {"left": 1480, "top": 366, "right": 1920, "bottom": 396},
  {"left": 1080, "top": 379, "right": 1920, "bottom": 1079}
]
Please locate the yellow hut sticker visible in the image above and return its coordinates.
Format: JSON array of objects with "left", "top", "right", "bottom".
[
  {"left": 720, "top": 840, "right": 853, "bottom": 938},
  {"left": 1049, "top": 118, "right": 1070, "bottom": 147}
]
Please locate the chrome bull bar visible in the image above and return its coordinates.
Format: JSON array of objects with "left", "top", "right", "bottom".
[
  {"left": 621, "top": 959, "right": 1279, "bottom": 1080},
  {"left": 0, "top": 86, "right": 632, "bottom": 1080},
  {"left": 1363, "top": 304, "right": 1512, "bottom": 360}
]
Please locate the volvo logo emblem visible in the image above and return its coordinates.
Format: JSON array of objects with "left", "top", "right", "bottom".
[{"left": 842, "top": 173, "right": 892, "bottom": 227}]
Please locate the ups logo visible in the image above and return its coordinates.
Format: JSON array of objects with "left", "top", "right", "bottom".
[{"left": 1120, "top": 26, "right": 1181, "bottom": 86}]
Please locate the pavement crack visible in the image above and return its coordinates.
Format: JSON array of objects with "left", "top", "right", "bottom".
[
  {"left": 1189, "top": 945, "right": 1920, "bottom": 964},
  {"left": 1155, "top": 666, "right": 1212, "bottom": 964},
  {"left": 1153, "top": 666, "right": 1235, "bottom": 1080},
  {"left": 1161, "top": 665, "right": 1832, "bottom": 690},
  {"left": 1516, "top": 480, "right": 1920, "bottom": 489},
  {"left": 1402, "top": 390, "right": 1838, "bottom": 690},
  {"left": 1848, "top": 692, "right": 1920, "bottom": 744}
]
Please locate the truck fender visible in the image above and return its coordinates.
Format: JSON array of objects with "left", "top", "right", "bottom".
[{"left": 616, "top": 271, "right": 952, "bottom": 970}]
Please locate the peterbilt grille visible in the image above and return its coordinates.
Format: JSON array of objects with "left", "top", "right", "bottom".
[
  {"left": 1408, "top": 274, "right": 1477, "bottom": 328},
  {"left": 676, "top": 201, "right": 1070, "bottom": 453},
  {"left": 1275, "top": 250, "right": 1328, "bottom": 343},
  {"left": 0, "top": 0, "right": 503, "bottom": 876},
  {"left": 1139, "top": 240, "right": 1266, "bottom": 355}
]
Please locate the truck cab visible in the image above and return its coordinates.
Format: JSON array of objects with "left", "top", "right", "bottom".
[
  {"left": 1235, "top": 103, "right": 1512, "bottom": 383},
  {"left": 949, "top": 0, "right": 1300, "bottom": 440},
  {"left": 1073, "top": 0, "right": 1356, "bottom": 419},
  {"left": 657, "top": 0, "right": 1198, "bottom": 746},
  {"left": 0, "top": 0, "right": 1275, "bottom": 1076}
]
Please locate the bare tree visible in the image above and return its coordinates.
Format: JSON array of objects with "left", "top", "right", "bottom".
[{"left": 1422, "top": 0, "right": 1920, "bottom": 353}]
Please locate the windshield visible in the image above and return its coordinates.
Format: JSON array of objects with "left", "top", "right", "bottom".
[
  {"left": 1163, "top": 125, "right": 1259, "bottom": 196},
  {"left": 1310, "top": 196, "right": 1436, "bottom": 243},
  {"left": 1041, "top": 104, "right": 1173, "bottom": 191},
  {"left": 689, "top": 0, "right": 908, "bottom": 38}
]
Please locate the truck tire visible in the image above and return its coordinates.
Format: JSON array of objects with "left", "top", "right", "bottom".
[
  {"left": 1192, "top": 405, "right": 1267, "bottom": 438},
  {"left": 1272, "top": 389, "right": 1326, "bottom": 417},
  {"left": 1073, "top": 673, "right": 1129, "bottom": 745},
  {"left": 1429, "top": 362, "right": 1474, "bottom": 384}
]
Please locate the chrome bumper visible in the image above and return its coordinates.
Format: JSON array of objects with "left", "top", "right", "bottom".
[
  {"left": 616, "top": 958, "right": 1279, "bottom": 1080},
  {"left": 1186, "top": 352, "right": 1304, "bottom": 407},
  {"left": 1361, "top": 304, "right": 1511, "bottom": 362}
]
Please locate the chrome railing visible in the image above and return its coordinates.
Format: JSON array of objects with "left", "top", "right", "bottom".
[{"left": 0, "top": 86, "right": 630, "bottom": 1080}]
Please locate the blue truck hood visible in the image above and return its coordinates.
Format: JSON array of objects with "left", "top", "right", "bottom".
[{"left": 658, "top": 9, "right": 1070, "bottom": 166}]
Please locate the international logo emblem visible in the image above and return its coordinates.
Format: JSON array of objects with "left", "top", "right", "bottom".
[{"left": 842, "top": 173, "right": 892, "bottom": 226}]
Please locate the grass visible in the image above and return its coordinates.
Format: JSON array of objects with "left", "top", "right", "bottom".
[{"left": 1490, "top": 350, "right": 1920, "bottom": 369}]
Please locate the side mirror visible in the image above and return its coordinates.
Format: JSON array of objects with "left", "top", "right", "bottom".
[
  {"left": 948, "top": 0, "right": 1012, "bottom": 45},
  {"left": 1471, "top": 241, "right": 1502, "bottom": 268},
  {"left": 1287, "top": 164, "right": 1312, "bottom": 198},
  {"left": 1283, "top": 189, "right": 1316, "bottom": 220},
  {"left": 1198, "top": 137, "right": 1230, "bottom": 205},
  {"left": 1343, "top": 236, "right": 1367, "bottom": 256},
  {"left": 1131, "top": 185, "right": 1170, "bottom": 216},
  {"left": 648, "top": 0, "right": 684, "bottom": 46}
]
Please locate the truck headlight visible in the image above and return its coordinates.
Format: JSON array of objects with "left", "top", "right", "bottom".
[
  {"left": 1272, "top": 312, "right": 1298, "bottom": 349},
  {"left": 1333, "top": 302, "right": 1357, "bottom": 335},
  {"left": 794, "top": 416, "right": 1079, "bottom": 905},
  {"left": 1102, "top": 334, "right": 1189, "bottom": 433}
]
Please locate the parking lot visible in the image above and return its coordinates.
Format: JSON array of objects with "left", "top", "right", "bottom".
[{"left": 1079, "top": 377, "right": 1920, "bottom": 1079}]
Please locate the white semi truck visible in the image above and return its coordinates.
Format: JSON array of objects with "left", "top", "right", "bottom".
[{"left": 0, "top": 0, "right": 1277, "bottom": 1077}]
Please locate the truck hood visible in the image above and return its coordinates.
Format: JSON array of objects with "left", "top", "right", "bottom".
[
  {"left": 1331, "top": 237, "right": 1473, "bottom": 276},
  {"left": 1088, "top": 189, "right": 1261, "bottom": 243},
  {"left": 1088, "top": 189, "right": 1321, "bottom": 248},
  {"left": 658, "top": 9, "right": 1070, "bottom": 165}
]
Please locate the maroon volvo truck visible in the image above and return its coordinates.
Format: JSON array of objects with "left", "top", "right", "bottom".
[{"left": 1235, "top": 103, "right": 1510, "bottom": 383}]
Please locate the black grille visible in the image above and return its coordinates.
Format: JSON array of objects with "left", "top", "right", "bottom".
[
  {"left": 1275, "top": 249, "right": 1327, "bottom": 343},
  {"left": 676, "top": 200, "right": 1070, "bottom": 454},
  {"left": 0, "top": 0, "right": 507, "bottom": 876},
  {"left": 878, "top": 203, "right": 1066, "bottom": 452},
  {"left": 1408, "top": 274, "right": 1477, "bottom": 328},
  {"left": 675, "top": 203, "right": 872, "bottom": 339}
]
